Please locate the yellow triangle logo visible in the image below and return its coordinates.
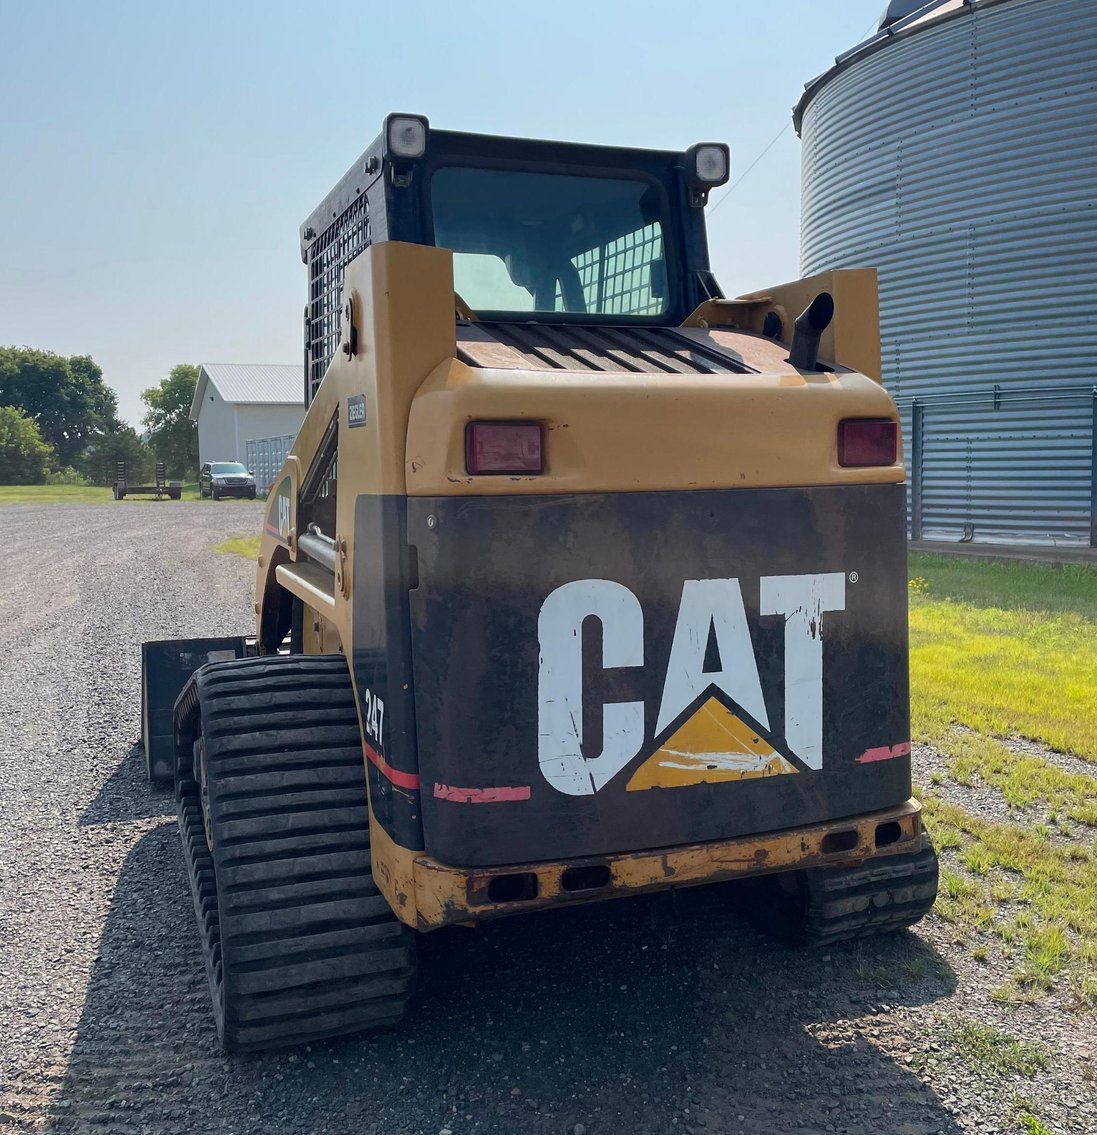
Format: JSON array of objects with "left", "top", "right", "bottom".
[{"left": 626, "top": 696, "right": 799, "bottom": 791}]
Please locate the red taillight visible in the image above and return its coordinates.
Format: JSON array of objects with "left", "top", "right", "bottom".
[
  {"left": 837, "top": 418, "right": 898, "bottom": 467},
  {"left": 465, "top": 421, "right": 544, "bottom": 475}
]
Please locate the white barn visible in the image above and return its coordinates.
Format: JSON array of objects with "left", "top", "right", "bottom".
[{"left": 190, "top": 364, "right": 304, "bottom": 468}]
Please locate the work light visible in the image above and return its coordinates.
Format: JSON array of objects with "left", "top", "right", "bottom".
[
  {"left": 685, "top": 143, "right": 730, "bottom": 188},
  {"left": 682, "top": 142, "right": 730, "bottom": 205},
  {"left": 385, "top": 113, "right": 429, "bottom": 160}
]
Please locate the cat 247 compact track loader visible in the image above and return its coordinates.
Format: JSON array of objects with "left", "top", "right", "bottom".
[{"left": 141, "top": 114, "right": 938, "bottom": 1051}]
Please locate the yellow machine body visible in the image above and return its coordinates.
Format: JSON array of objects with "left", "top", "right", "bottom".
[{"left": 254, "top": 241, "right": 920, "bottom": 931}]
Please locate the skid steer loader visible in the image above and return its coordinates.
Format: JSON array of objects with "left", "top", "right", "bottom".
[{"left": 142, "top": 114, "right": 938, "bottom": 1051}]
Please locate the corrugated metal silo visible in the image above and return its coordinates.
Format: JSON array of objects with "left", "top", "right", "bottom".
[{"left": 796, "top": 0, "right": 1097, "bottom": 546}]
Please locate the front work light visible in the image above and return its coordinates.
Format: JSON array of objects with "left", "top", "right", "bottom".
[{"left": 385, "top": 113, "right": 429, "bottom": 160}]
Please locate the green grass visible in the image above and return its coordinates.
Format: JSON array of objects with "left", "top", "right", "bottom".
[
  {"left": 909, "top": 554, "right": 1097, "bottom": 618},
  {"left": 0, "top": 483, "right": 113, "bottom": 504},
  {"left": 909, "top": 553, "right": 1097, "bottom": 820},
  {"left": 909, "top": 553, "right": 1097, "bottom": 1005},
  {"left": 1020, "top": 1115, "right": 1058, "bottom": 1135},
  {"left": 948, "top": 739, "right": 1097, "bottom": 827},
  {"left": 921, "top": 794, "right": 1097, "bottom": 1006},
  {"left": 941, "top": 1018, "right": 1052, "bottom": 1078},
  {"left": 909, "top": 554, "right": 1097, "bottom": 762},
  {"left": 0, "top": 482, "right": 205, "bottom": 503},
  {"left": 213, "top": 534, "right": 261, "bottom": 560}
]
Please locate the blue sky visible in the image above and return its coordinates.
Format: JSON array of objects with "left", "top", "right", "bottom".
[{"left": 0, "top": 0, "right": 884, "bottom": 425}]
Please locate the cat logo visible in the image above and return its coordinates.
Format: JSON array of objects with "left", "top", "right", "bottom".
[
  {"left": 264, "top": 477, "right": 293, "bottom": 545},
  {"left": 537, "top": 574, "right": 846, "bottom": 796}
]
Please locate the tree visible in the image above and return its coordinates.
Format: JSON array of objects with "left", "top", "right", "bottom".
[
  {"left": 142, "top": 364, "right": 200, "bottom": 478},
  {"left": 0, "top": 405, "right": 52, "bottom": 484},
  {"left": 76, "top": 421, "right": 152, "bottom": 486},
  {"left": 0, "top": 347, "right": 117, "bottom": 467}
]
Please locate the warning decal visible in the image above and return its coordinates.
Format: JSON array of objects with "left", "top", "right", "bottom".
[{"left": 627, "top": 693, "right": 799, "bottom": 791}]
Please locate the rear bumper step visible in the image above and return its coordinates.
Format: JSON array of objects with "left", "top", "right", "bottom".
[{"left": 400, "top": 798, "right": 923, "bottom": 930}]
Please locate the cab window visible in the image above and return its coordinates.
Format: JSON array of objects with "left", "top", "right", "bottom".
[{"left": 431, "top": 166, "right": 669, "bottom": 318}]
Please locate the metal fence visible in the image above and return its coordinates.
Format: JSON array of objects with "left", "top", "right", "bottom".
[
  {"left": 245, "top": 434, "right": 297, "bottom": 495},
  {"left": 896, "top": 384, "right": 1097, "bottom": 547}
]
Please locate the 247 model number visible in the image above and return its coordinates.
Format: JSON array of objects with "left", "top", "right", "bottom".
[{"left": 363, "top": 687, "right": 385, "bottom": 745}]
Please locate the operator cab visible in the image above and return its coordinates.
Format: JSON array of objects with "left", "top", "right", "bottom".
[{"left": 300, "top": 114, "right": 730, "bottom": 404}]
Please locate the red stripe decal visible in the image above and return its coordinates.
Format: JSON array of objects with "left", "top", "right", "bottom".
[
  {"left": 857, "top": 742, "right": 911, "bottom": 764},
  {"left": 433, "top": 783, "right": 531, "bottom": 804},
  {"left": 364, "top": 742, "right": 421, "bottom": 790}
]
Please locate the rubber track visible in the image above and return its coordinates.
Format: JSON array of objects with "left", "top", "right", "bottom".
[
  {"left": 797, "top": 834, "right": 940, "bottom": 945},
  {"left": 175, "top": 654, "right": 416, "bottom": 1051}
]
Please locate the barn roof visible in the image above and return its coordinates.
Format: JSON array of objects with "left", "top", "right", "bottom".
[{"left": 190, "top": 363, "right": 303, "bottom": 420}]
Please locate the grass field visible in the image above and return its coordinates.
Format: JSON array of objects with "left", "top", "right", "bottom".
[
  {"left": 909, "top": 552, "right": 1097, "bottom": 1007},
  {"left": 909, "top": 556, "right": 1096, "bottom": 760},
  {"left": 0, "top": 484, "right": 117, "bottom": 504},
  {"left": 0, "top": 482, "right": 208, "bottom": 504},
  {"left": 213, "top": 534, "right": 261, "bottom": 559}
]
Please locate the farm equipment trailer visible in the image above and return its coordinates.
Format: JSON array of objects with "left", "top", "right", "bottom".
[
  {"left": 113, "top": 460, "right": 181, "bottom": 500},
  {"left": 141, "top": 114, "right": 938, "bottom": 1050}
]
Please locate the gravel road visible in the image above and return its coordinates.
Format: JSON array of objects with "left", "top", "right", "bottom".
[{"left": 0, "top": 503, "right": 1091, "bottom": 1135}]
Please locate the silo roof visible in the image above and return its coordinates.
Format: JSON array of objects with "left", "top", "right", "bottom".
[{"left": 794, "top": 0, "right": 1003, "bottom": 133}]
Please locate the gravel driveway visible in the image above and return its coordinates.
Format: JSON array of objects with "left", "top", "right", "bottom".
[{"left": 0, "top": 502, "right": 1089, "bottom": 1135}]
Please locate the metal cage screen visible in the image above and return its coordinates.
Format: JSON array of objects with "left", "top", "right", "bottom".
[{"left": 305, "top": 194, "right": 371, "bottom": 404}]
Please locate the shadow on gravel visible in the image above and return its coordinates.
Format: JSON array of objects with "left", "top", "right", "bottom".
[
  {"left": 43, "top": 819, "right": 963, "bottom": 1135},
  {"left": 79, "top": 744, "right": 174, "bottom": 827}
]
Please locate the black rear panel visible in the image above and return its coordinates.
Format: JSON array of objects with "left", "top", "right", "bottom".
[{"left": 406, "top": 485, "right": 910, "bottom": 867}]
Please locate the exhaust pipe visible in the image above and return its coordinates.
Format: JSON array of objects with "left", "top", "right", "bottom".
[{"left": 788, "top": 292, "right": 834, "bottom": 371}]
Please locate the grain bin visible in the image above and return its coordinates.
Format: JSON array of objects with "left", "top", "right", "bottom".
[{"left": 796, "top": 0, "right": 1097, "bottom": 546}]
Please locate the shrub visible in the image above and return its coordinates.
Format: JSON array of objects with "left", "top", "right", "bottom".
[
  {"left": 45, "top": 466, "right": 90, "bottom": 486},
  {"left": 0, "top": 405, "right": 52, "bottom": 484}
]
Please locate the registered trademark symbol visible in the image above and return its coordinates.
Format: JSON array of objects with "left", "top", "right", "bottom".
[{"left": 849, "top": 571, "right": 859, "bottom": 584}]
